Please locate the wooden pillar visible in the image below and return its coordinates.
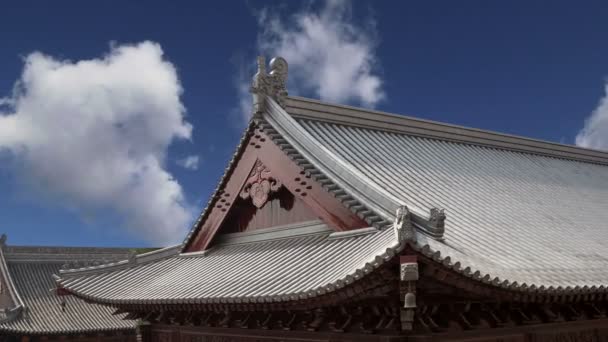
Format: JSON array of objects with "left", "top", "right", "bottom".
[{"left": 20, "top": 336, "right": 30, "bottom": 342}]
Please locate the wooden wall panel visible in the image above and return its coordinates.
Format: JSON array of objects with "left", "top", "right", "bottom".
[{"left": 221, "top": 187, "right": 319, "bottom": 233}]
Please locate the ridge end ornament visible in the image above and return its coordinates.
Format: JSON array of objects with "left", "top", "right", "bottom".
[
  {"left": 251, "top": 56, "right": 289, "bottom": 114},
  {"left": 394, "top": 205, "right": 416, "bottom": 245},
  {"left": 428, "top": 207, "right": 446, "bottom": 239},
  {"left": 240, "top": 160, "right": 283, "bottom": 208}
]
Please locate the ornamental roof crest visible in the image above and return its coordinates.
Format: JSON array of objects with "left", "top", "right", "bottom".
[{"left": 251, "top": 56, "right": 288, "bottom": 113}]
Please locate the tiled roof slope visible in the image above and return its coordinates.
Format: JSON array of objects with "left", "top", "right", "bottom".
[
  {"left": 56, "top": 94, "right": 608, "bottom": 305},
  {"left": 0, "top": 244, "right": 136, "bottom": 335},
  {"left": 265, "top": 96, "right": 608, "bottom": 292},
  {"left": 56, "top": 221, "right": 401, "bottom": 305}
]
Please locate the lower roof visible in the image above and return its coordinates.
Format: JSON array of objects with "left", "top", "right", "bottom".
[
  {"left": 0, "top": 245, "right": 136, "bottom": 335},
  {"left": 57, "top": 221, "right": 400, "bottom": 305}
]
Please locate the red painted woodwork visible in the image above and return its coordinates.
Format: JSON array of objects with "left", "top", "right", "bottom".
[
  {"left": 222, "top": 187, "right": 319, "bottom": 233},
  {"left": 239, "top": 160, "right": 282, "bottom": 209},
  {"left": 183, "top": 127, "right": 368, "bottom": 252}
]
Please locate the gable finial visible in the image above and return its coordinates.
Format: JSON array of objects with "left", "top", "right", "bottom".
[
  {"left": 0, "top": 234, "right": 7, "bottom": 249},
  {"left": 251, "top": 56, "right": 289, "bottom": 114}
]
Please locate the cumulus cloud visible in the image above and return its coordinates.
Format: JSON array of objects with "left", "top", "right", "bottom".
[
  {"left": 576, "top": 84, "right": 608, "bottom": 151},
  {"left": 0, "top": 41, "right": 193, "bottom": 244},
  {"left": 177, "top": 155, "right": 200, "bottom": 170},
  {"left": 238, "top": 0, "right": 385, "bottom": 119}
]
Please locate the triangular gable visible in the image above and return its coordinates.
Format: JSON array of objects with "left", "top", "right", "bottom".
[
  {"left": 183, "top": 124, "right": 368, "bottom": 252},
  {"left": 220, "top": 159, "right": 320, "bottom": 234}
]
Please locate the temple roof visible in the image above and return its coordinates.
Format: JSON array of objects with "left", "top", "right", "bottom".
[
  {"left": 0, "top": 243, "right": 136, "bottom": 335},
  {"left": 56, "top": 58, "right": 608, "bottom": 304}
]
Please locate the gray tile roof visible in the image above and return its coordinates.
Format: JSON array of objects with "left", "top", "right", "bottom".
[
  {"left": 56, "top": 221, "right": 402, "bottom": 305},
  {"left": 267, "top": 96, "right": 608, "bottom": 291},
  {"left": 57, "top": 95, "right": 608, "bottom": 305},
  {"left": 0, "top": 245, "right": 136, "bottom": 335}
]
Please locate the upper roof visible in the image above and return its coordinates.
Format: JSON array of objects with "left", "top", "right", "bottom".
[
  {"left": 0, "top": 242, "right": 136, "bottom": 335},
  {"left": 266, "top": 95, "right": 608, "bottom": 291},
  {"left": 56, "top": 57, "right": 608, "bottom": 307}
]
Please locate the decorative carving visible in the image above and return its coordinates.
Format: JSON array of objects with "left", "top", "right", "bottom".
[
  {"left": 428, "top": 208, "right": 446, "bottom": 237},
  {"left": 400, "top": 258, "right": 419, "bottom": 331},
  {"left": 240, "top": 160, "right": 282, "bottom": 208},
  {"left": 251, "top": 56, "right": 289, "bottom": 113},
  {"left": 400, "top": 263, "right": 419, "bottom": 282},
  {"left": 394, "top": 205, "right": 415, "bottom": 244}
]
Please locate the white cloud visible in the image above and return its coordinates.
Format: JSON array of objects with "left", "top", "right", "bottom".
[
  {"left": 0, "top": 41, "right": 194, "bottom": 244},
  {"left": 260, "top": 0, "right": 384, "bottom": 105},
  {"left": 238, "top": 0, "right": 385, "bottom": 119},
  {"left": 576, "top": 84, "right": 608, "bottom": 151},
  {"left": 177, "top": 155, "right": 200, "bottom": 170}
]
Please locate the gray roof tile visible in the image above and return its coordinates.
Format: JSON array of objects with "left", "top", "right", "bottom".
[
  {"left": 57, "top": 221, "right": 401, "bottom": 305},
  {"left": 270, "top": 96, "right": 608, "bottom": 290},
  {"left": 56, "top": 95, "right": 608, "bottom": 304},
  {"left": 0, "top": 245, "right": 136, "bottom": 335}
]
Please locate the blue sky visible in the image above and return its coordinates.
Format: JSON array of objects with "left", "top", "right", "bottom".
[{"left": 1, "top": 0, "right": 607, "bottom": 247}]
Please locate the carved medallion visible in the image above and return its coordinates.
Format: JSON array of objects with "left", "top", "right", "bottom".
[{"left": 240, "top": 160, "right": 282, "bottom": 208}]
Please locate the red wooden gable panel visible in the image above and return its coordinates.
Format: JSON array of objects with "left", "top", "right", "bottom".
[
  {"left": 222, "top": 187, "right": 319, "bottom": 234},
  {"left": 183, "top": 126, "right": 367, "bottom": 252}
]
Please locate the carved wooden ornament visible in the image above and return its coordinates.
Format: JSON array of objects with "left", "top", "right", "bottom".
[{"left": 240, "top": 160, "right": 282, "bottom": 208}]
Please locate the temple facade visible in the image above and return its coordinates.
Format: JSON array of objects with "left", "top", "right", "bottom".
[
  {"left": 0, "top": 238, "right": 137, "bottom": 341},
  {"left": 56, "top": 57, "right": 608, "bottom": 341}
]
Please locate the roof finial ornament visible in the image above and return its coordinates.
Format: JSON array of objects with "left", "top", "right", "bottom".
[
  {"left": 250, "top": 56, "right": 289, "bottom": 114},
  {"left": 394, "top": 205, "right": 416, "bottom": 245}
]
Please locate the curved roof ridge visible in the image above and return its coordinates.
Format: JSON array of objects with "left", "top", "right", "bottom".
[{"left": 265, "top": 97, "right": 434, "bottom": 232}]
